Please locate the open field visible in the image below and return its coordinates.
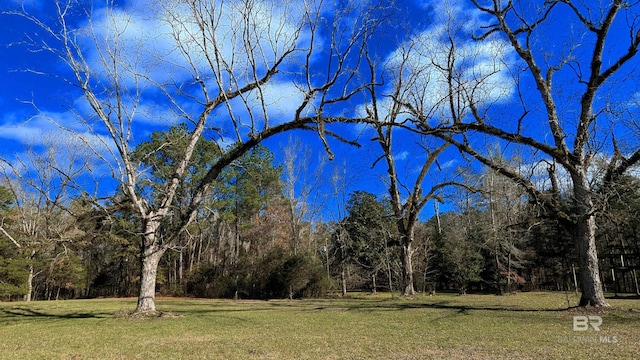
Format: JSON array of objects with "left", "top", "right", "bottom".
[{"left": 0, "top": 292, "right": 639, "bottom": 359}]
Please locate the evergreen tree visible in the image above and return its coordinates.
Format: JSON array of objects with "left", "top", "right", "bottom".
[{"left": 338, "top": 191, "right": 398, "bottom": 293}]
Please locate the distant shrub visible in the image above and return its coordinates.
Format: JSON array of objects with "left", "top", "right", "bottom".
[{"left": 186, "top": 248, "right": 329, "bottom": 299}]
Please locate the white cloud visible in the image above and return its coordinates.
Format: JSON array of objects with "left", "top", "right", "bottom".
[
  {"left": 0, "top": 110, "right": 119, "bottom": 197},
  {"left": 3, "top": 0, "right": 325, "bottom": 182},
  {"left": 81, "top": 0, "right": 311, "bottom": 91},
  {"left": 394, "top": 151, "right": 410, "bottom": 162},
  {"left": 0, "top": 112, "right": 71, "bottom": 145},
  {"left": 60, "top": 0, "right": 321, "bottom": 150},
  {"left": 0, "top": 110, "right": 118, "bottom": 166},
  {"left": 348, "top": 0, "right": 516, "bottom": 141},
  {"left": 382, "top": 1, "right": 515, "bottom": 124},
  {"left": 211, "top": 80, "right": 310, "bottom": 139},
  {"left": 8, "top": 0, "right": 42, "bottom": 9},
  {"left": 250, "top": 81, "right": 310, "bottom": 121},
  {"left": 439, "top": 158, "right": 457, "bottom": 170}
]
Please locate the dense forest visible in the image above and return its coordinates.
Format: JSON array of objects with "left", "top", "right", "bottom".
[{"left": 1, "top": 137, "right": 639, "bottom": 301}]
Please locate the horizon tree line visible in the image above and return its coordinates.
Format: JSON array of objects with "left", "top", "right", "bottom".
[{"left": 1, "top": 142, "right": 639, "bottom": 300}]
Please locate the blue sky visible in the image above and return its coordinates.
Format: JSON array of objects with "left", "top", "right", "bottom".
[
  {"left": 1, "top": 0, "right": 638, "bottom": 222},
  {"left": 0, "top": 0, "right": 446, "bottom": 220}
]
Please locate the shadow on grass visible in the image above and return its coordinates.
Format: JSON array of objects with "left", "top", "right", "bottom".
[
  {"left": 155, "top": 293, "right": 580, "bottom": 315},
  {"left": 608, "top": 294, "right": 640, "bottom": 300},
  {"left": 4, "top": 293, "right": 638, "bottom": 323},
  {"left": 300, "top": 293, "right": 640, "bottom": 314},
  {"left": 0, "top": 306, "right": 112, "bottom": 323},
  {"left": 306, "top": 300, "right": 573, "bottom": 313}
]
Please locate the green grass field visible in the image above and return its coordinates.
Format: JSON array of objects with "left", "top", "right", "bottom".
[{"left": 1, "top": 292, "right": 638, "bottom": 359}]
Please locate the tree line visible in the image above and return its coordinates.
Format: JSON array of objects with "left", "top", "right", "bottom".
[{"left": 1, "top": 138, "right": 639, "bottom": 301}]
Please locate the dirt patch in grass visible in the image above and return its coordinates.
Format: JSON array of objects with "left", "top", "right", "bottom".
[{"left": 113, "top": 309, "right": 184, "bottom": 320}]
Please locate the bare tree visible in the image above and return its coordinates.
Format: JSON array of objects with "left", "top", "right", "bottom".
[
  {"left": 407, "top": 0, "right": 640, "bottom": 306},
  {"left": 328, "top": 160, "right": 355, "bottom": 296},
  {"left": 0, "top": 135, "right": 90, "bottom": 301},
  {"left": 364, "top": 4, "right": 488, "bottom": 296},
  {"left": 11, "top": 0, "right": 383, "bottom": 313},
  {"left": 371, "top": 121, "right": 451, "bottom": 296},
  {"left": 477, "top": 151, "right": 530, "bottom": 294},
  {"left": 281, "top": 135, "right": 328, "bottom": 255}
]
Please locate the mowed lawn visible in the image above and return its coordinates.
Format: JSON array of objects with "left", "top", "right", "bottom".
[{"left": 1, "top": 292, "right": 639, "bottom": 359}]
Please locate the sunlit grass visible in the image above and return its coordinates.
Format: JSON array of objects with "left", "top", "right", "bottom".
[{"left": 1, "top": 292, "right": 638, "bottom": 359}]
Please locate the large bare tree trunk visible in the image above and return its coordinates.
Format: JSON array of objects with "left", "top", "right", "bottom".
[
  {"left": 577, "top": 217, "right": 607, "bottom": 306},
  {"left": 573, "top": 172, "right": 608, "bottom": 307},
  {"left": 341, "top": 267, "right": 347, "bottom": 297},
  {"left": 25, "top": 263, "right": 34, "bottom": 302},
  {"left": 135, "top": 244, "right": 165, "bottom": 314},
  {"left": 135, "top": 220, "right": 166, "bottom": 314},
  {"left": 401, "top": 240, "right": 415, "bottom": 296},
  {"left": 178, "top": 250, "right": 184, "bottom": 288},
  {"left": 24, "top": 249, "right": 36, "bottom": 302}
]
